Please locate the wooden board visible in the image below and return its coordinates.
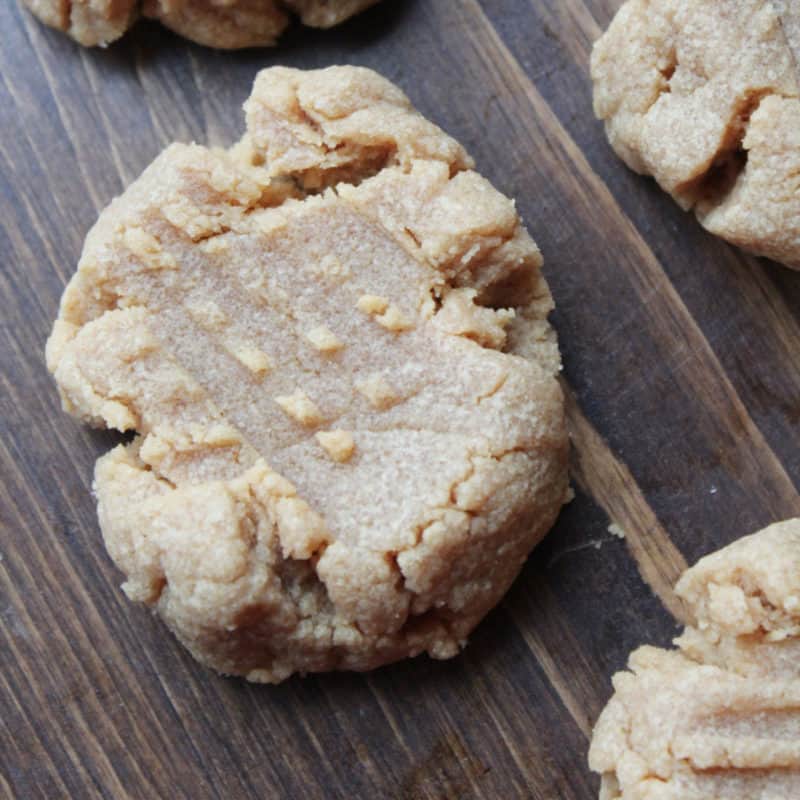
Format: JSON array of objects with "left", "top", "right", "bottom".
[{"left": 2, "top": 1, "right": 799, "bottom": 797}]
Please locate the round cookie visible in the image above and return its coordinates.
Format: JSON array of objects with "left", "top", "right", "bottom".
[
  {"left": 589, "top": 519, "right": 800, "bottom": 799},
  {"left": 46, "top": 66, "right": 569, "bottom": 682},
  {"left": 21, "top": 0, "right": 379, "bottom": 48},
  {"left": 592, "top": 0, "right": 800, "bottom": 269}
]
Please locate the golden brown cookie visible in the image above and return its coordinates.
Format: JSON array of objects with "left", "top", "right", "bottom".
[
  {"left": 21, "top": 0, "right": 379, "bottom": 48},
  {"left": 589, "top": 519, "right": 800, "bottom": 799},
  {"left": 592, "top": 0, "right": 800, "bottom": 268},
  {"left": 46, "top": 66, "right": 569, "bottom": 682}
]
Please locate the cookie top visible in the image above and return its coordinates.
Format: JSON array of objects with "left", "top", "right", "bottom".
[
  {"left": 589, "top": 519, "right": 800, "bottom": 799},
  {"left": 22, "top": 0, "right": 379, "bottom": 48},
  {"left": 46, "top": 66, "right": 568, "bottom": 682},
  {"left": 592, "top": 0, "right": 800, "bottom": 268}
]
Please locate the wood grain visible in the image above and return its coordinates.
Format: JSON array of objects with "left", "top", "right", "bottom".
[{"left": 2, "top": 1, "right": 799, "bottom": 798}]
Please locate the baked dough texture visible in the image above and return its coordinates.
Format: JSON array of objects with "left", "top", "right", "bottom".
[
  {"left": 21, "top": 0, "right": 379, "bottom": 48},
  {"left": 591, "top": 0, "right": 800, "bottom": 269},
  {"left": 589, "top": 519, "right": 800, "bottom": 799},
  {"left": 46, "top": 66, "right": 569, "bottom": 682}
]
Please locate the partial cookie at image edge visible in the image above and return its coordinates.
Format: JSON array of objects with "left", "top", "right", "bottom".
[
  {"left": 591, "top": 0, "right": 800, "bottom": 269},
  {"left": 21, "top": 0, "right": 380, "bottom": 48},
  {"left": 589, "top": 518, "right": 800, "bottom": 800}
]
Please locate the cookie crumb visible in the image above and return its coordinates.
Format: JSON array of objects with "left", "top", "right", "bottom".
[
  {"left": 315, "top": 430, "right": 355, "bottom": 462},
  {"left": 275, "top": 390, "right": 324, "bottom": 426},
  {"left": 198, "top": 423, "right": 242, "bottom": 448},
  {"left": 305, "top": 325, "right": 343, "bottom": 353},
  {"left": 357, "top": 294, "right": 389, "bottom": 315},
  {"left": 376, "top": 305, "right": 413, "bottom": 332},
  {"left": 201, "top": 238, "right": 229, "bottom": 255},
  {"left": 255, "top": 209, "right": 289, "bottom": 236},
  {"left": 231, "top": 344, "right": 272, "bottom": 377},
  {"left": 434, "top": 288, "right": 513, "bottom": 348},
  {"left": 356, "top": 374, "right": 400, "bottom": 409},
  {"left": 607, "top": 522, "right": 626, "bottom": 540}
]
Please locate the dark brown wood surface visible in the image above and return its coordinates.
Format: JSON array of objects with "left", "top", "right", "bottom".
[{"left": 2, "top": 1, "right": 800, "bottom": 798}]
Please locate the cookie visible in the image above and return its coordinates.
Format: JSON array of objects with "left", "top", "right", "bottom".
[
  {"left": 592, "top": 0, "right": 800, "bottom": 269},
  {"left": 22, "top": 0, "right": 379, "bottom": 48},
  {"left": 589, "top": 519, "right": 800, "bottom": 799},
  {"left": 46, "top": 66, "right": 569, "bottom": 682}
]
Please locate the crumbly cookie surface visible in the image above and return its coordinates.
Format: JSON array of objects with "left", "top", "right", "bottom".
[
  {"left": 589, "top": 519, "right": 800, "bottom": 799},
  {"left": 591, "top": 0, "right": 800, "bottom": 269},
  {"left": 46, "top": 66, "right": 569, "bottom": 682},
  {"left": 21, "top": 0, "right": 379, "bottom": 48}
]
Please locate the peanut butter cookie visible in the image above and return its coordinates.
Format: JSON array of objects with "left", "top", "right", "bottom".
[
  {"left": 22, "top": 0, "right": 379, "bottom": 48},
  {"left": 592, "top": 0, "right": 800, "bottom": 268},
  {"left": 590, "top": 519, "right": 800, "bottom": 799},
  {"left": 46, "top": 66, "right": 569, "bottom": 682}
]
